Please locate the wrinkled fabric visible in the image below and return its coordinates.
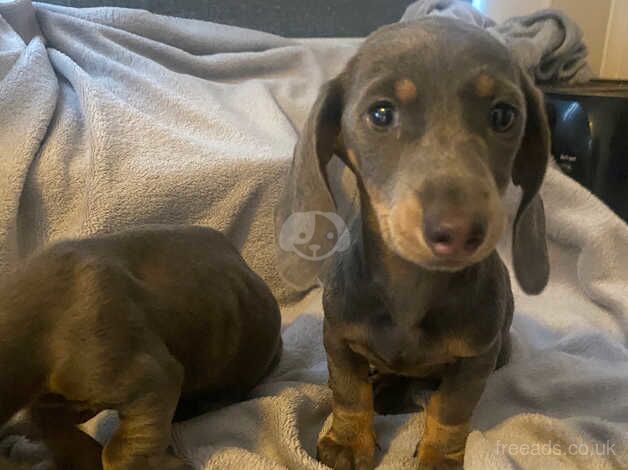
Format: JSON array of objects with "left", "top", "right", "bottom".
[
  {"left": 1, "top": 1, "right": 626, "bottom": 469},
  {"left": 402, "top": 0, "right": 594, "bottom": 83}
]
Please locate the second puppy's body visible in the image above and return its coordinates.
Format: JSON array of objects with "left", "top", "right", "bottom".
[{"left": 0, "top": 225, "right": 282, "bottom": 469}]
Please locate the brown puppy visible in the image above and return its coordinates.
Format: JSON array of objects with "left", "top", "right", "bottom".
[
  {"left": 0, "top": 225, "right": 282, "bottom": 469},
  {"left": 276, "top": 18, "right": 550, "bottom": 470}
]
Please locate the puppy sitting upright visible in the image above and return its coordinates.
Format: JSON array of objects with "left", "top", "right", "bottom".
[
  {"left": 276, "top": 18, "right": 550, "bottom": 470},
  {"left": 0, "top": 225, "right": 282, "bottom": 470}
]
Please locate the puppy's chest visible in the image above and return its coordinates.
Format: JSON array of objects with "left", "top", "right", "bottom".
[{"left": 347, "top": 295, "right": 476, "bottom": 376}]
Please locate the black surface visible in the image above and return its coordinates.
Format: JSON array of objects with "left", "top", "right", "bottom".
[
  {"left": 40, "top": 0, "right": 417, "bottom": 37},
  {"left": 544, "top": 85, "right": 628, "bottom": 222}
]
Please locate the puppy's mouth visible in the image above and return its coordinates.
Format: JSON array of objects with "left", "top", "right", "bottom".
[
  {"left": 422, "top": 257, "right": 478, "bottom": 271},
  {"left": 398, "top": 240, "right": 489, "bottom": 271}
]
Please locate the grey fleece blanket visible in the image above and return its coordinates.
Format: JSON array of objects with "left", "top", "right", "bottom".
[{"left": 1, "top": 0, "right": 627, "bottom": 469}]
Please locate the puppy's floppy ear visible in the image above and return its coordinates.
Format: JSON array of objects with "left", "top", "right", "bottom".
[
  {"left": 511, "top": 69, "right": 550, "bottom": 295},
  {"left": 275, "top": 76, "right": 345, "bottom": 289}
]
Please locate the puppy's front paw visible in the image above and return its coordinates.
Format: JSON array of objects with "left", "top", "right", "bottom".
[
  {"left": 417, "top": 459, "right": 462, "bottom": 470},
  {"left": 415, "top": 444, "right": 463, "bottom": 470},
  {"left": 317, "top": 432, "right": 374, "bottom": 470}
]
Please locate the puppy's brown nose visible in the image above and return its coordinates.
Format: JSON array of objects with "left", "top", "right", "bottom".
[{"left": 423, "top": 215, "right": 486, "bottom": 257}]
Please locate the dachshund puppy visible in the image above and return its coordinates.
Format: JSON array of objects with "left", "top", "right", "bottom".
[
  {"left": 276, "top": 18, "right": 550, "bottom": 470},
  {"left": 0, "top": 225, "right": 282, "bottom": 470}
]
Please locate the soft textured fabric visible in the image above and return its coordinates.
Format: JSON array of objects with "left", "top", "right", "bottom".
[
  {"left": 1, "top": 1, "right": 627, "bottom": 469},
  {"left": 0, "top": 0, "right": 360, "bottom": 305},
  {"left": 401, "top": 0, "right": 594, "bottom": 83}
]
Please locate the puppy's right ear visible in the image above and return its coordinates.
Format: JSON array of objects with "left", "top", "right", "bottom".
[
  {"left": 275, "top": 77, "right": 345, "bottom": 289},
  {"left": 511, "top": 68, "right": 550, "bottom": 295}
]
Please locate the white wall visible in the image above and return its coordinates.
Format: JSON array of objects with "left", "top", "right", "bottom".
[
  {"left": 552, "top": 0, "right": 612, "bottom": 74},
  {"left": 473, "top": 0, "right": 551, "bottom": 23},
  {"left": 474, "top": 0, "right": 627, "bottom": 78},
  {"left": 601, "top": 0, "right": 628, "bottom": 78}
]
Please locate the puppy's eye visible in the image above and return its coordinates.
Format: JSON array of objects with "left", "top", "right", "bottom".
[
  {"left": 489, "top": 103, "right": 517, "bottom": 132},
  {"left": 368, "top": 101, "right": 396, "bottom": 128}
]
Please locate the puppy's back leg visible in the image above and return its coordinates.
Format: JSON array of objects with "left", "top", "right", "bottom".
[{"left": 100, "top": 340, "right": 188, "bottom": 470}]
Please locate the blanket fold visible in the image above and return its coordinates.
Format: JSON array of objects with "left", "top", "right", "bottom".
[
  {"left": 1, "top": 1, "right": 626, "bottom": 469},
  {"left": 401, "top": 0, "right": 594, "bottom": 83},
  {"left": 0, "top": 0, "right": 41, "bottom": 43}
]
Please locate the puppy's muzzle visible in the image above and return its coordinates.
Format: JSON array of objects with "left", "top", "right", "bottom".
[{"left": 416, "top": 174, "right": 500, "bottom": 266}]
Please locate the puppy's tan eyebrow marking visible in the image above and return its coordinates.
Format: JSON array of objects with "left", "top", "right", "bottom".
[
  {"left": 474, "top": 73, "right": 495, "bottom": 97},
  {"left": 394, "top": 78, "right": 417, "bottom": 103}
]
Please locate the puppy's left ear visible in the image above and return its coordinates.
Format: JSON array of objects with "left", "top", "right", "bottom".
[
  {"left": 274, "top": 74, "right": 346, "bottom": 289},
  {"left": 511, "top": 69, "right": 550, "bottom": 295}
]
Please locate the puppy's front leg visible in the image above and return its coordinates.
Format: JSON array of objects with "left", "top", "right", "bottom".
[
  {"left": 416, "top": 341, "right": 500, "bottom": 470},
  {"left": 317, "top": 321, "right": 376, "bottom": 470}
]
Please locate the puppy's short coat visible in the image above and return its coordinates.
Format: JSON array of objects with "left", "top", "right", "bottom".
[
  {"left": 0, "top": 225, "right": 282, "bottom": 470},
  {"left": 276, "top": 18, "right": 550, "bottom": 470}
]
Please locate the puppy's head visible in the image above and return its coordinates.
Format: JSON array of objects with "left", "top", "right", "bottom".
[{"left": 276, "top": 18, "right": 550, "bottom": 294}]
